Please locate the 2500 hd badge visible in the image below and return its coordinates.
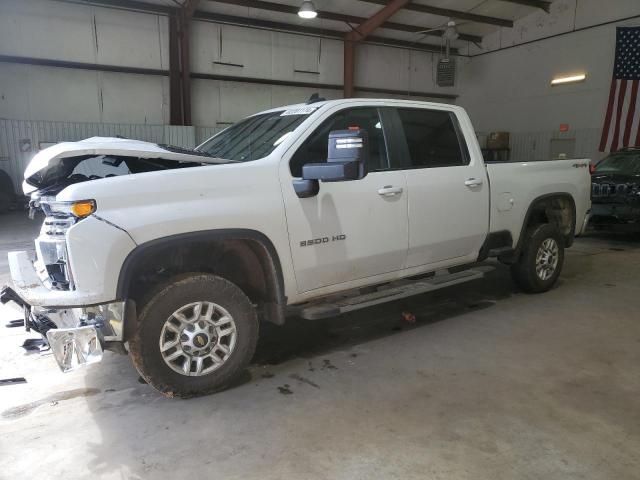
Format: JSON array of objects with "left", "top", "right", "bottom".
[{"left": 300, "top": 234, "right": 347, "bottom": 247}]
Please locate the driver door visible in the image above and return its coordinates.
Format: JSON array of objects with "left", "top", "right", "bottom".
[{"left": 279, "top": 106, "right": 408, "bottom": 293}]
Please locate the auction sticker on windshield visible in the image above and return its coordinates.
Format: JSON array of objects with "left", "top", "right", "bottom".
[{"left": 280, "top": 106, "right": 318, "bottom": 116}]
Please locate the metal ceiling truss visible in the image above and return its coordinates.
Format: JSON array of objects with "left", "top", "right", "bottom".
[
  {"left": 359, "top": 0, "right": 514, "bottom": 28},
  {"left": 51, "top": 0, "right": 457, "bottom": 54},
  {"left": 205, "top": 0, "right": 482, "bottom": 43},
  {"left": 498, "top": 0, "right": 551, "bottom": 13}
]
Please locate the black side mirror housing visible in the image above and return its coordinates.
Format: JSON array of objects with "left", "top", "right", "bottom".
[
  {"left": 292, "top": 178, "right": 320, "bottom": 198},
  {"left": 294, "top": 128, "right": 369, "bottom": 198},
  {"left": 302, "top": 128, "right": 369, "bottom": 182},
  {"left": 302, "top": 160, "right": 359, "bottom": 182}
]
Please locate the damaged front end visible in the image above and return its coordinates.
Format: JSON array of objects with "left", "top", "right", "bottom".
[
  {"left": 1, "top": 285, "right": 124, "bottom": 370},
  {"left": 4, "top": 137, "right": 220, "bottom": 371}
]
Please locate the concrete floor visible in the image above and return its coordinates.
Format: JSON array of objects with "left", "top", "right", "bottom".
[{"left": 0, "top": 211, "right": 639, "bottom": 480}]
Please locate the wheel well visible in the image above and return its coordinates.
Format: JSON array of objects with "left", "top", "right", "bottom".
[
  {"left": 522, "top": 194, "right": 576, "bottom": 247},
  {"left": 119, "top": 233, "right": 286, "bottom": 326}
]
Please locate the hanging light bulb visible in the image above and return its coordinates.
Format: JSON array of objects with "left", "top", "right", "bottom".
[
  {"left": 298, "top": 1, "right": 318, "bottom": 19},
  {"left": 443, "top": 21, "right": 459, "bottom": 41}
]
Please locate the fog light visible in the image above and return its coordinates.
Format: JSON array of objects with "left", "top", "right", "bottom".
[{"left": 46, "top": 326, "right": 103, "bottom": 372}]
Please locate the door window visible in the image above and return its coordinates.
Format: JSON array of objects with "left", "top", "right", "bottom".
[
  {"left": 396, "top": 108, "right": 469, "bottom": 169},
  {"left": 290, "top": 107, "right": 389, "bottom": 177}
]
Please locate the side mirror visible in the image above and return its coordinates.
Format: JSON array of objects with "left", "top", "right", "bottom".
[
  {"left": 293, "top": 128, "right": 369, "bottom": 198},
  {"left": 303, "top": 128, "right": 369, "bottom": 182}
]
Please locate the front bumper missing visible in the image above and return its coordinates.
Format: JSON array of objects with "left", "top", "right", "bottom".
[
  {"left": 1, "top": 284, "right": 125, "bottom": 372},
  {"left": 46, "top": 326, "right": 103, "bottom": 372}
]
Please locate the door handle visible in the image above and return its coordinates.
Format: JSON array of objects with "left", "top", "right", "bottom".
[
  {"left": 464, "top": 178, "right": 483, "bottom": 188},
  {"left": 378, "top": 185, "right": 403, "bottom": 196}
]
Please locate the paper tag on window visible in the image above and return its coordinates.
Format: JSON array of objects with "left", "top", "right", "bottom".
[{"left": 280, "top": 106, "right": 318, "bottom": 116}]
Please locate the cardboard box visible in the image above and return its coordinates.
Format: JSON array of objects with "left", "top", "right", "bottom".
[{"left": 486, "top": 131, "right": 510, "bottom": 150}]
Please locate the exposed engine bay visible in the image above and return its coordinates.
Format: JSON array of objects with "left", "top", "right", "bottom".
[{"left": 27, "top": 152, "right": 206, "bottom": 196}]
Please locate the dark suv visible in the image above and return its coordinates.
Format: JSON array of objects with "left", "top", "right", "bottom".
[{"left": 590, "top": 148, "right": 640, "bottom": 230}]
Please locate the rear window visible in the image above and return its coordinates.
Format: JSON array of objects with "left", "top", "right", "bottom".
[{"left": 397, "top": 108, "right": 469, "bottom": 168}]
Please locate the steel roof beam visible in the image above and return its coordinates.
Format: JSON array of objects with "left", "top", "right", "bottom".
[
  {"left": 51, "top": 0, "right": 455, "bottom": 54},
  {"left": 360, "top": 0, "right": 513, "bottom": 28},
  {"left": 205, "top": 0, "right": 481, "bottom": 43},
  {"left": 498, "top": 0, "right": 551, "bottom": 13}
]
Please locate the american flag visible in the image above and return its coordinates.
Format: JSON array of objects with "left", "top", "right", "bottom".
[{"left": 599, "top": 26, "right": 640, "bottom": 152}]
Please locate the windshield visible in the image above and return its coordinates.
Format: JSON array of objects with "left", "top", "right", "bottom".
[
  {"left": 595, "top": 152, "right": 640, "bottom": 174},
  {"left": 197, "top": 109, "right": 313, "bottom": 161}
]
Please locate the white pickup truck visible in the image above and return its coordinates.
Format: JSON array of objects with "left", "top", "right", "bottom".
[{"left": 2, "top": 98, "right": 591, "bottom": 397}]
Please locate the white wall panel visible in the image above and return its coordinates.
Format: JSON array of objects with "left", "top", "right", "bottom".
[
  {"left": 408, "top": 50, "right": 442, "bottom": 94},
  {"left": 94, "top": 8, "right": 167, "bottom": 69},
  {"left": 219, "top": 25, "right": 273, "bottom": 79},
  {"left": 99, "top": 72, "right": 168, "bottom": 124},
  {"left": 191, "top": 79, "right": 221, "bottom": 128},
  {"left": 0, "top": 64, "right": 31, "bottom": 120},
  {"left": 458, "top": 0, "right": 640, "bottom": 138},
  {"left": 0, "top": 0, "right": 95, "bottom": 63},
  {"left": 355, "top": 44, "right": 410, "bottom": 90},
  {"left": 0, "top": 0, "right": 462, "bottom": 127},
  {"left": 218, "top": 81, "right": 272, "bottom": 124},
  {"left": 0, "top": 64, "right": 168, "bottom": 124},
  {"left": 21, "top": 65, "right": 101, "bottom": 123},
  {"left": 190, "top": 21, "right": 221, "bottom": 74}
]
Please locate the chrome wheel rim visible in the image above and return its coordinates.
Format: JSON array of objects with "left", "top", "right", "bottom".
[
  {"left": 159, "top": 301, "right": 237, "bottom": 377},
  {"left": 535, "top": 238, "right": 559, "bottom": 281}
]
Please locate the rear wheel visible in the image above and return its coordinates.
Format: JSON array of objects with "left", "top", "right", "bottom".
[
  {"left": 128, "top": 274, "right": 258, "bottom": 397},
  {"left": 510, "top": 223, "right": 564, "bottom": 293}
]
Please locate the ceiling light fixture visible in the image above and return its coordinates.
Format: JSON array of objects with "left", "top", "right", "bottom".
[
  {"left": 298, "top": 1, "right": 317, "bottom": 19},
  {"left": 551, "top": 74, "right": 586, "bottom": 86}
]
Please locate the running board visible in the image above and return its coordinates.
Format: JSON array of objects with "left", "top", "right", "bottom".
[{"left": 295, "top": 266, "right": 494, "bottom": 320}]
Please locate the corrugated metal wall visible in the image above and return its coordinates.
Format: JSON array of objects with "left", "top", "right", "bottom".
[
  {"left": 0, "top": 118, "right": 224, "bottom": 192},
  {"left": 0, "top": 117, "right": 603, "bottom": 195},
  {"left": 509, "top": 129, "right": 602, "bottom": 162}
]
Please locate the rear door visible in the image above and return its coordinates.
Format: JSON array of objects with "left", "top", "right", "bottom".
[
  {"left": 389, "top": 106, "right": 489, "bottom": 269},
  {"left": 279, "top": 106, "right": 409, "bottom": 293}
]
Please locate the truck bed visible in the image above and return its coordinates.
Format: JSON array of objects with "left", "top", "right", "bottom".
[{"left": 486, "top": 159, "right": 592, "bottom": 246}]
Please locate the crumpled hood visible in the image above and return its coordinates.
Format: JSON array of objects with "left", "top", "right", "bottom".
[{"left": 23, "top": 136, "right": 227, "bottom": 194}]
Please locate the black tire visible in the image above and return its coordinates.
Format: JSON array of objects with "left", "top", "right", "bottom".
[
  {"left": 510, "top": 223, "right": 565, "bottom": 293},
  {"left": 129, "top": 274, "right": 258, "bottom": 398}
]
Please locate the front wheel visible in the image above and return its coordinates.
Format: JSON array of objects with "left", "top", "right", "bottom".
[
  {"left": 510, "top": 224, "right": 565, "bottom": 293},
  {"left": 128, "top": 274, "right": 258, "bottom": 397}
]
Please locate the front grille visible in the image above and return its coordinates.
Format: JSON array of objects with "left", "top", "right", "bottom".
[
  {"left": 35, "top": 215, "right": 76, "bottom": 291},
  {"left": 592, "top": 182, "right": 640, "bottom": 199},
  {"left": 43, "top": 217, "right": 74, "bottom": 236}
]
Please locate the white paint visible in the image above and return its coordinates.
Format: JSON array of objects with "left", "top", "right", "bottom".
[{"left": 10, "top": 99, "right": 591, "bottom": 309}]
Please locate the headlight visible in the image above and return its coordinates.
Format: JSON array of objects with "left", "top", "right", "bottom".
[{"left": 45, "top": 199, "right": 96, "bottom": 219}]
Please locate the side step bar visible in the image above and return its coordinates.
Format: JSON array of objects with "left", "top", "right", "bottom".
[{"left": 295, "top": 266, "right": 494, "bottom": 320}]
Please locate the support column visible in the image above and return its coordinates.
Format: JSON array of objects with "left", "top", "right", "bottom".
[
  {"left": 342, "top": 0, "right": 409, "bottom": 98},
  {"left": 169, "top": 13, "right": 183, "bottom": 125},
  {"left": 179, "top": 11, "right": 192, "bottom": 126},
  {"left": 343, "top": 40, "right": 355, "bottom": 98}
]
